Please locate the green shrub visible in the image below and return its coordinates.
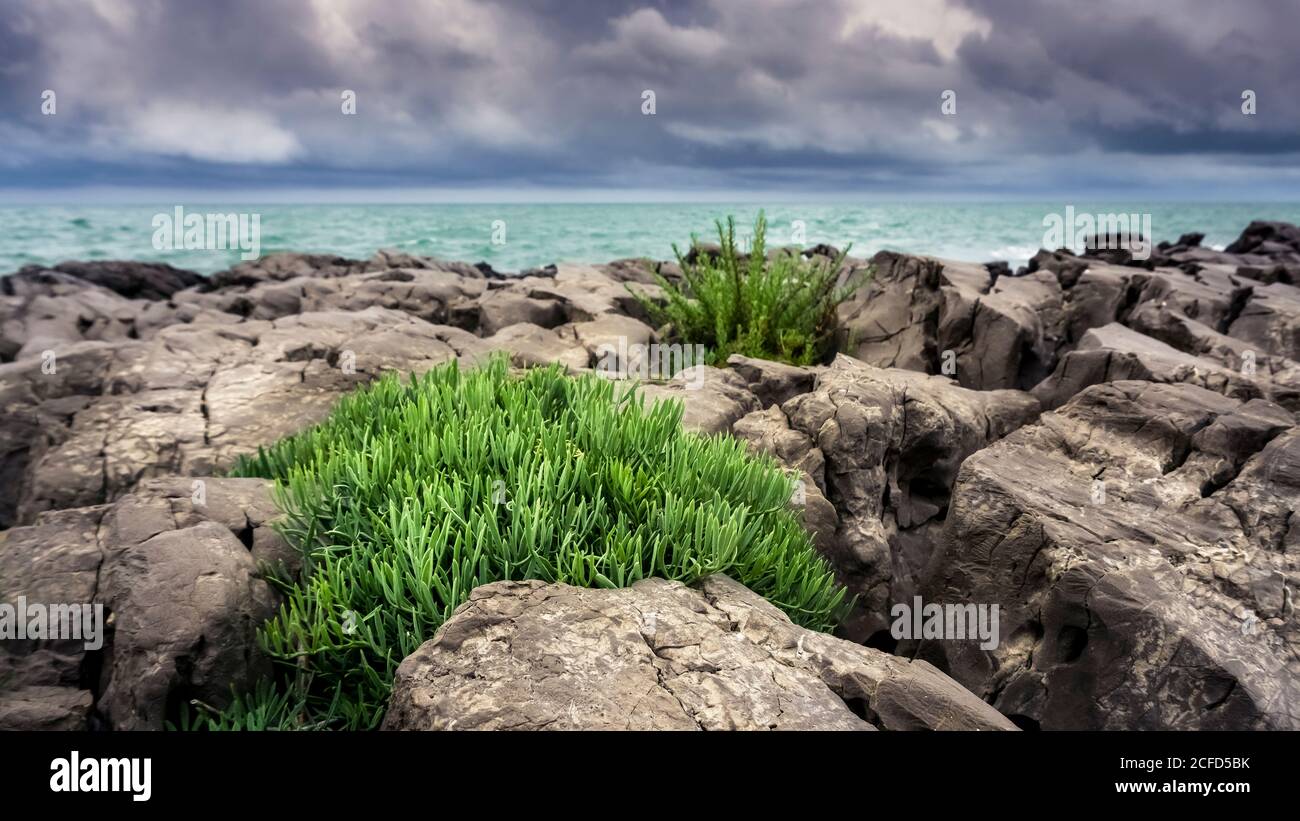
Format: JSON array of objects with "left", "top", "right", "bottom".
[
  {"left": 632, "top": 212, "right": 865, "bottom": 366},
  {"left": 216, "top": 356, "right": 848, "bottom": 729}
]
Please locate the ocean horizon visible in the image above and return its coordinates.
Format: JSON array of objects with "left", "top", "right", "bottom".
[{"left": 5, "top": 201, "right": 1299, "bottom": 275}]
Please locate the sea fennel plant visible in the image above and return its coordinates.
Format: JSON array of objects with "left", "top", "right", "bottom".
[
  {"left": 206, "top": 356, "right": 847, "bottom": 730},
  {"left": 631, "top": 212, "right": 864, "bottom": 366}
]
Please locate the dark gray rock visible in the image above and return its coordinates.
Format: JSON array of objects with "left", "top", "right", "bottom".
[
  {"left": 780, "top": 355, "right": 1040, "bottom": 640},
  {"left": 920, "top": 380, "right": 1299, "bottom": 730},
  {"left": 39, "top": 260, "right": 203, "bottom": 301}
]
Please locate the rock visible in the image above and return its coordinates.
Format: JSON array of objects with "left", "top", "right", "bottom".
[
  {"left": 599, "top": 258, "right": 661, "bottom": 286},
  {"left": 482, "top": 322, "right": 590, "bottom": 371},
  {"left": 0, "top": 686, "right": 93, "bottom": 730},
  {"left": 1236, "top": 264, "right": 1297, "bottom": 286},
  {"left": 939, "top": 269, "right": 1065, "bottom": 390},
  {"left": 38, "top": 260, "right": 204, "bottom": 300},
  {"left": 1032, "top": 323, "right": 1272, "bottom": 410},
  {"left": 531, "top": 263, "right": 659, "bottom": 323},
  {"left": 984, "top": 261, "right": 1012, "bottom": 280},
  {"left": 0, "top": 269, "right": 230, "bottom": 362},
  {"left": 781, "top": 355, "right": 1040, "bottom": 640},
  {"left": 202, "top": 252, "right": 369, "bottom": 288},
  {"left": 1227, "top": 280, "right": 1300, "bottom": 362},
  {"left": 838, "top": 252, "right": 1066, "bottom": 391},
  {"left": 835, "top": 232, "right": 1300, "bottom": 409},
  {"left": 180, "top": 266, "right": 486, "bottom": 324},
  {"left": 726, "top": 354, "right": 817, "bottom": 406},
  {"left": 733, "top": 405, "right": 825, "bottom": 490},
  {"left": 472, "top": 290, "right": 565, "bottom": 336},
  {"left": 1225, "top": 220, "right": 1300, "bottom": 259},
  {"left": 518, "top": 263, "right": 558, "bottom": 279},
  {"left": 683, "top": 242, "right": 722, "bottom": 265},
  {"left": 0, "top": 505, "right": 103, "bottom": 695},
  {"left": 382, "top": 575, "right": 1016, "bottom": 731},
  {"left": 920, "top": 380, "right": 1299, "bottom": 730},
  {"left": 0, "top": 478, "right": 282, "bottom": 730},
  {"left": 836, "top": 251, "right": 946, "bottom": 374},
  {"left": 97, "top": 518, "right": 276, "bottom": 730},
  {"left": 637, "top": 365, "right": 760, "bottom": 436},
  {"left": 0, "top": 307, "right": 477, "bottom": 527},
  {"left": 732, "top": 404, "right": 836, "bottom": 552},
  {"left": 560, "top": 314, "right": 655, "bottom": 373},
  {"left": 1126, "top": 303, "right": 1300, "bottom": 410}
]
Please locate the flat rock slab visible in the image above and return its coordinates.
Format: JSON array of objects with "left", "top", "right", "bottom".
[{"left": 383, "top": 575, "right": 1015, "bottom": 731}]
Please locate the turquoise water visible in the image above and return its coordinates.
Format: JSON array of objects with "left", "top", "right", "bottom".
[{"left": 3, "top": 203, "right": 1299, "bottom": 275}]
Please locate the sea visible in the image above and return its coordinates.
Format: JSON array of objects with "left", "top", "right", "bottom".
[{"left": 3, "top": 202, "right": 1299, "bottom": 276}]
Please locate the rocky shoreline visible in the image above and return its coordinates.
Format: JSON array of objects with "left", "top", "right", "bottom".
[{"left": 2, "top": 220, "right": 1297, "bottom": 730}]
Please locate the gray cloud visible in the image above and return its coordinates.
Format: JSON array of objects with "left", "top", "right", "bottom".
[{"left": 1, "top": 0, "right": 1297, "bottom": 196}]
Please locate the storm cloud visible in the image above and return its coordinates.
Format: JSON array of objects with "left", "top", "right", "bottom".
[{"left": 1, "top": 0, "right": 1297, "bottom": 198}]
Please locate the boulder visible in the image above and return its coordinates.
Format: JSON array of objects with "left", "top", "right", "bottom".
[
  {"left": 780, "top": 355, "right": 1039, "bottom": 639},
  {"left": 920, "top": 380, "right": 1299, "bottom": 730},
  {"left": 1225, "top": 220, "right": 1300, "bottom": 259},
  {"left": 472, "top": 290, "right": 565, "bottom": 336},
  {"left": 1032, "top": 323, "right": 1271, "bottom": 410},
  {"left": 482, "top": 322, "right": 590, "bottom": 371},
  {"left": 0, "top": 686, "right": 93, "bottom": 731},
  {"left": 732, "top": 404, "right": 836, "bottom": 553},
  {"left": 838, "top": 252, "right": 1066, "bottom": 391},
  {"left": 0, "top": 478, "right": 283, "bottom": 730},
  {"left": 833, "top": 235, "right": 1300, "bottom": 410},
  {"left": 726, "top": 354, "right": 818, "bottom": 406},
  {"left": 637, "top": 365, "right": 760, "bottom": 436},
  {"left": 36, "top": 260, "right": 204, "bottom": 300},
  {"left": 382, "top": 575, "right": 1016, "bottom": 731}
]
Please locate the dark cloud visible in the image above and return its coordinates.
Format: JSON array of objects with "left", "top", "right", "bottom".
[{"left": 0, "top": 0, "right": 1297, "bottom": 197}]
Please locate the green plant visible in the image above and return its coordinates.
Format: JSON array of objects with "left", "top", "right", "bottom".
[
  {"left": 632, "top": 212, "right": 865, "bottom": 366},
  {"left": 168, "top": 678, "right": 328, "bottom": 731},
  {"left": 221, "top": 356, "right": 848, "bottom": 730}
]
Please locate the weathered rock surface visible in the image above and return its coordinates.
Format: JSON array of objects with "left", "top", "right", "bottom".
[
  {"left": 919, "top": 380, "right": 1299, "bottom": 730},
  {"left": 0, "top": 686, "right": 94, "bottom": 730},
  {"left": 14, "top": 260, "right": 204, "bottom": 301},
  {"left": 0, "top": 250, "right": 675, "bottom": 529},
  {"left": 0, "top": 307, "right": 491, "bottom": 527},
  {"left": 1033, "top": 322, "right": 1277, "bottom": 410},
  {"left": 383, "top": 575, "right": 1016, "bottom": 731},
  {"left": 6, "top": 221, "right": 1299, "bottom": 733},
  {"left": 732, "top": 404, "right": 837, "bottom": 553},
  {"left": 483, "top": 322, "right": 590, "bottom": 371},
  {"left": 0, "top": 478, "right": 283, "bottom": 730},
  {"left": 781, "top": 356, "right": 1040, "bottom": 640},
  {"left": 837, "top": 225, "right": 1300, "bottom": 415},
  {"left": 636, "top": 364, "right": 761, "bottom": 436},
  {"left": 838, "top": 251, "right": 1065, "bottom": 392},
  {"left": 0, "top": 267, "right": 223, "bottom": 362}
]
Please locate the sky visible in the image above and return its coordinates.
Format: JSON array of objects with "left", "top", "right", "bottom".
[{"left": 1, "top": 0, "right": 1298, "bottom": 202}]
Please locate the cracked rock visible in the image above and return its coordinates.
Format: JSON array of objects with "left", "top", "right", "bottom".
[
  {"left": 382, "top": 575, "right": 1015, "bottom": 731},
  {"left": 919, "top": 380, "right": 1299, "bottom": 730},
  {"left": 780, "top": 355, "right": 1040, "bottom": 639},
  {"left": 0, "top": 477, "right": 282, "bottom": 730}
]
